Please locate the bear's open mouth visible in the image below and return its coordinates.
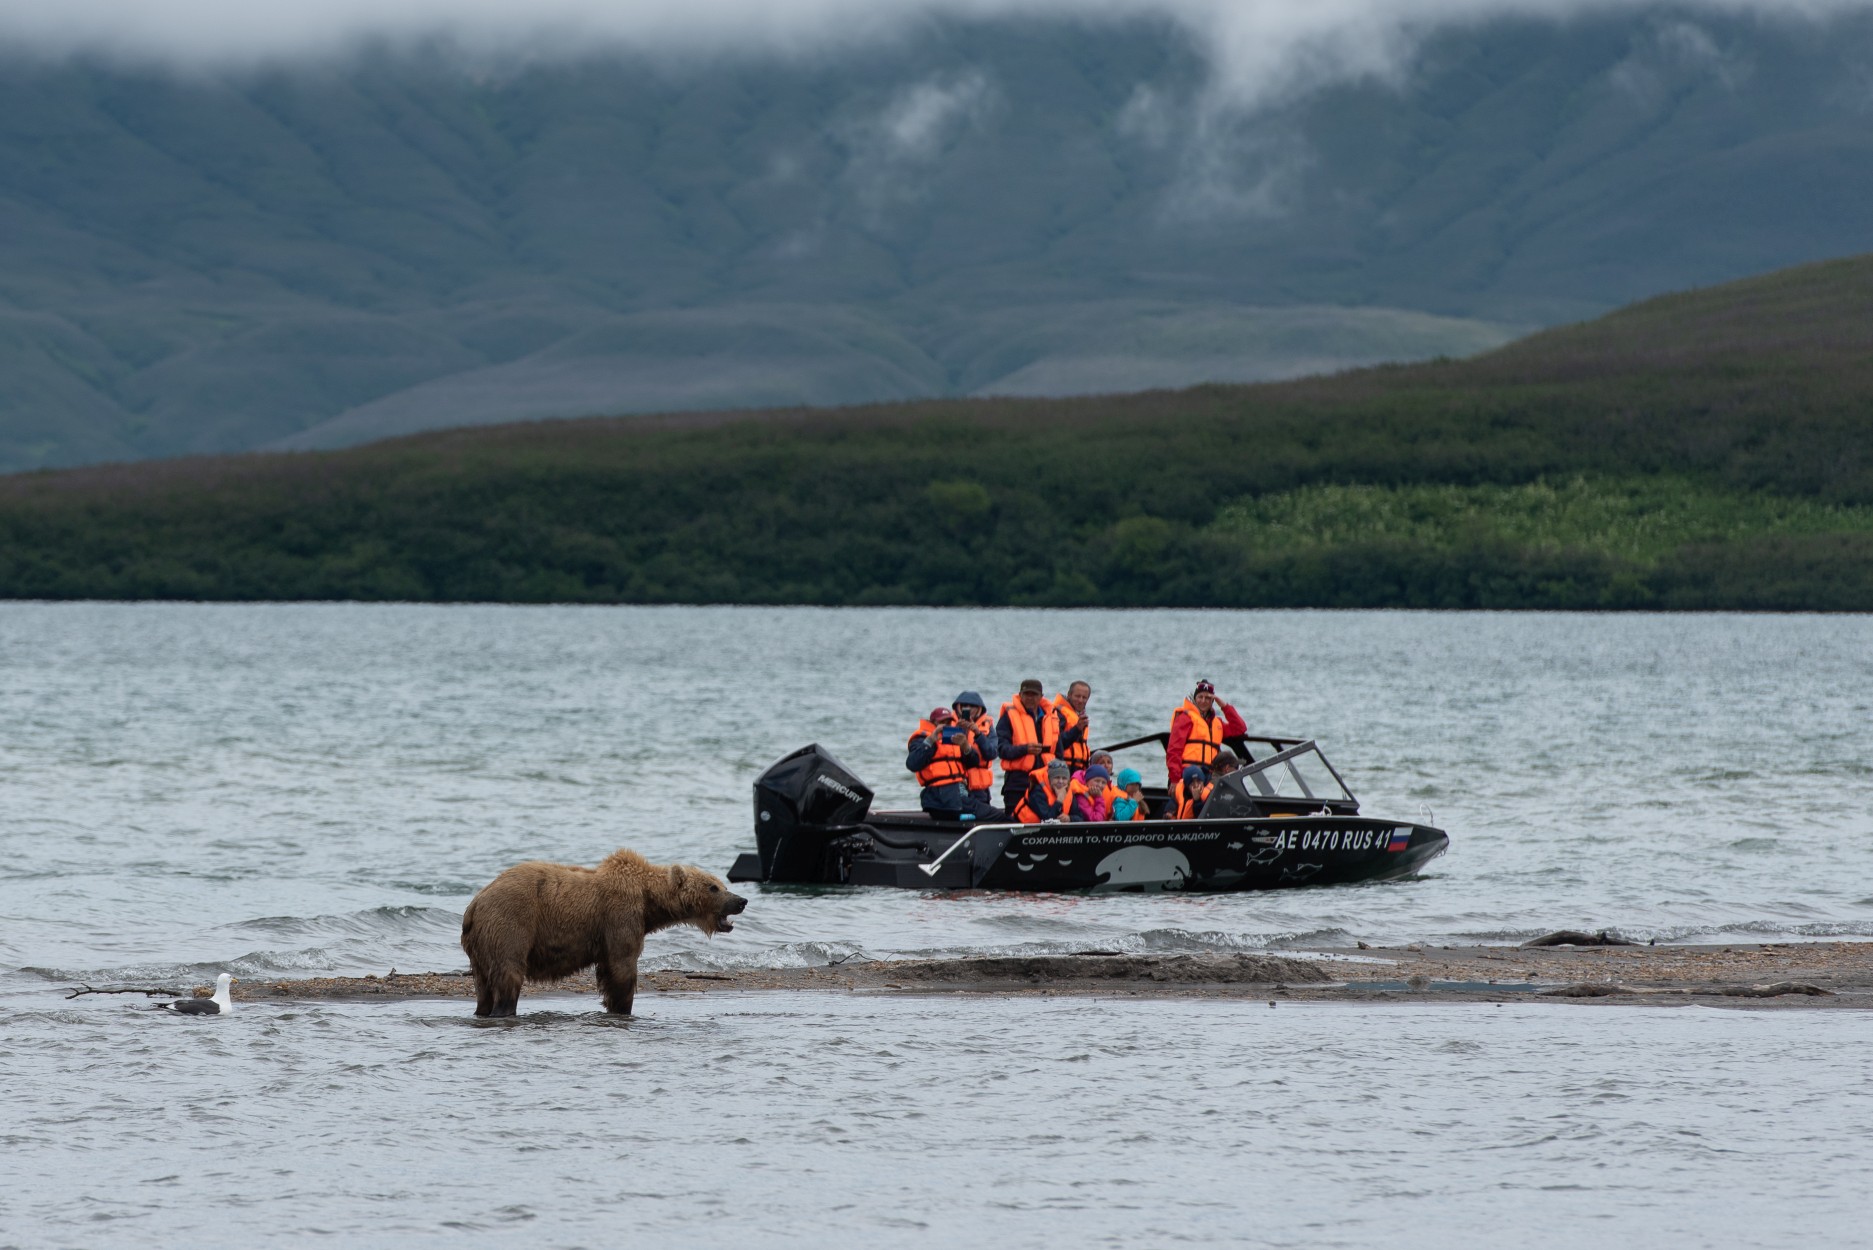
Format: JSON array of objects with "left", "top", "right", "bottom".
[{"left": 718, "top": 915, "right": 735, "bottom": 932}]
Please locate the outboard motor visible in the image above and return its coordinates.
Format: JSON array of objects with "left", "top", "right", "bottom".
[{"left": 749, "top": 745, "right": 874, "bottom": 882}]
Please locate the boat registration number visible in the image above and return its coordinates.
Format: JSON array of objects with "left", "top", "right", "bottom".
[{"left": 1272, "top": 827, "right": 1389, "bottom": 852}]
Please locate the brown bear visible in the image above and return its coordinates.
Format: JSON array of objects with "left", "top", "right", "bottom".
[{"left": 460, "top": 850, "right": 747, "bottom": 1017}]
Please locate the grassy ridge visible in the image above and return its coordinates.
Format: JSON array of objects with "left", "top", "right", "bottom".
[{"left": 3, "top": 257, "right": 1873, "bottom": 608}]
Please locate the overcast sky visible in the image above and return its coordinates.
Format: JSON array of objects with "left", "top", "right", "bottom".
[{"left": 5, "top": 0, "right": 1871, "bottom": 108}]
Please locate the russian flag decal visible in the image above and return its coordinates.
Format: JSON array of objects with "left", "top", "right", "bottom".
[{"left": 1386, "top": 827, "right": 1412, "bottom": 852}]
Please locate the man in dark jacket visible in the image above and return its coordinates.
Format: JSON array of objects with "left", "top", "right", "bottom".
[
  {"left": 907, "top": 707, "right": 998, "bottom": 821},
  {"left": 996, "top": 678, "right": 1054, "bottom": 811},
  {"left": 952, "top": 690, "right": 1002, "bottom": 817}
]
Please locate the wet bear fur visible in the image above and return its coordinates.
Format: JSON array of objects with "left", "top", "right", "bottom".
[{"left": 460, "top": 850, "right": 747, "bottom": 1017}]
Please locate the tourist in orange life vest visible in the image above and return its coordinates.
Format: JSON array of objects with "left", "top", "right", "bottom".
[
  {"left": 1069, "top": 764, "right": 1114, "bottom": 822},
  {"left": 1049, "top": 681, "right": 1093, "bottom": 770},
  {"left": 951, "top": 690, "right": 1002, "bottom": 817},
  {"left": 1172, "top": 764, "right": 1214, "bottom": 820},
  {"left": 1110, "top": 768, "right": 1150, "bottom": 821},
  {"left": 1165, "top": 679, "right": 1248, "bottom": 787},
  {"left": 906, "top": 707, "right": 998, "bottom": 821},
  {"left": 996, "top": 678, "right": 1056, "bottom": 810},
  {"left": 1013, "top": 759, "right": 1075, "bottom": 824}
]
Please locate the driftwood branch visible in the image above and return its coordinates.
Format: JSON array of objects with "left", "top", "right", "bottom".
[
  {"left": 1521, "top": 929, "right": 1639, "bottom": 948},
  {"left": 65, "top": 983, "right": 189, "bottom": 1000}
]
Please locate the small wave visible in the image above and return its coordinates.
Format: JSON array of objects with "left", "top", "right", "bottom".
[
  {"left": 19, "top": 947, "right": 348, "bottom": 983},
  {"left": 1453, "top": 920, "right": 1873, "bottom": 946},
  {"left": 382, "top": 881, "right": 480, "bottom": 897},
  {"left": 16, "top": 935, "right": 470, "bottom": 984},
  {"left": 223, "top": 906, "right": 460, "bottom": 938},
  {"left": 1137, "top": 926, "right": 1359, "bottom": 953},
  {"left": 1643, "top": 920, "right": 1873, "bottom": 944},
  {"left": 642, "top": 941, "right": 873, "bottom": 972}
]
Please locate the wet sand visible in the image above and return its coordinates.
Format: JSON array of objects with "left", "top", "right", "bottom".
[{"left": 135, "top": 941, "right": 1873, "bottom": 1009}]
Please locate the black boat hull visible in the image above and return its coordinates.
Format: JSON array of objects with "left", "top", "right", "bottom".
[
  {"left": 965, "top": 816, "right": 1446, "bottom": 892},
  {"left": 730, "top": 745, "right": 1447, "bottom": 893}
]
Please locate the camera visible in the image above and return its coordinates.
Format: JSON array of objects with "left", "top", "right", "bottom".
[{"left": 939, "top": 725, "right": 967, "bottom": 744}]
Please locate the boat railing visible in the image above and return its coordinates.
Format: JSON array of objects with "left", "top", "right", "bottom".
[
  {"left": 1097, "top": 731, "right": 1308, "bottom": 762},
  {"left": 917, "top": 821, "right": 1025, "bottom": 876}
]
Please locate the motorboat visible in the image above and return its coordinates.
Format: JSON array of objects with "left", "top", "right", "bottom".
[{"left": 727, "top": 732, "right": 1448, "bottom": 892}]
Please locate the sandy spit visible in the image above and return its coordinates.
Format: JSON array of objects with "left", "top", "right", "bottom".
[{"left": 142, "top": 942, "right": 1873, "bottom": 1010}]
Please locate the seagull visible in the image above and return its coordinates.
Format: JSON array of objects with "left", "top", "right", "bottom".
[{"left": 160, "top": 973, "right": 236, "bottom": 1016}]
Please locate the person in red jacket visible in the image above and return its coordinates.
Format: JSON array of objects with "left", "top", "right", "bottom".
[{"left": 1165, "top": 680, "right": 1247, "bottom": 786}]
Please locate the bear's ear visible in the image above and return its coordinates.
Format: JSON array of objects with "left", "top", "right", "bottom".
[{"left": 667, "top": 864, "right": 685, "bottom": 892}]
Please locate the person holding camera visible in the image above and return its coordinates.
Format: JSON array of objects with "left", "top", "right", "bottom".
[
  {"left": 951, "top": 691, "right": 1001, "bottom": 815},
  {"left": 1050, "top": 681, "right": 1094, "bottom": 771},
  {"left": 907, "top": 706, "right": 998, "bottom": 820},
  {"left": 996, "top": 678, "right": 1056, "bottom": 810}
]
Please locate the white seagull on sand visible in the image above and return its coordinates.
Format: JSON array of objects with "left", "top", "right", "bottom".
[{"left": 160, "top": 973, "right": 236, "bottom": 1016}]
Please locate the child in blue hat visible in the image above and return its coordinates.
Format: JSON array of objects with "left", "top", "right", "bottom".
[{"left": 1110, "top": 767, "right": 1148, "bottom": 821}]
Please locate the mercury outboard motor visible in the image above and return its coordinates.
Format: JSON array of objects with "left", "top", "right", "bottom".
[{"left": 749, "top": 744, "right": 875, "bottom": 882}]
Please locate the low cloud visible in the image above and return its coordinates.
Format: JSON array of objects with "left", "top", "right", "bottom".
[
  {"left": 11, "top": 1, "right": 1873, "bottom": 227},
  {"left": 871, "top": 72, "right": 994, "bottom": 163},
  {"left": 1609, "top": 18, "right": 1752, "bottom": 101},
  {"left": 8, "top": 3, "right": 1873, "bottom": 112},
  {"left": 838, "top": 71, "right": 997, "bottom": 223},
  {"left": 1121, "top": 83, "right": 1309, "bottom": 222}
]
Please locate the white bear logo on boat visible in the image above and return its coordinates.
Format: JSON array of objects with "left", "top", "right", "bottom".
[{"left": 1094, "top": 845, "right": 1192, "bottom": 891}]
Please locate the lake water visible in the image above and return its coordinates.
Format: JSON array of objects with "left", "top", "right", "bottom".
[{"left": 3, "top": 605, "right": 1869, "bottom": 1247}]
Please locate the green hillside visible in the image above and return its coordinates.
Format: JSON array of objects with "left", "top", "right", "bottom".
[
  {"left": 3, "top": 255, "right": 1871, "bottom": 609},
  {"left": 7, "top": 11, "right": 1873, "bottom": 471}
]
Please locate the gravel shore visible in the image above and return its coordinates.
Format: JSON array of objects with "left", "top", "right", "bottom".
[{"left": 142, "top": 940, "right": 1873, "bottom": 1010}]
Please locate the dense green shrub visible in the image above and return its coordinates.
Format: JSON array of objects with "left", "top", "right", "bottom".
[{"left": 4, "top": 257, "right": 1873, "bottom": 608}]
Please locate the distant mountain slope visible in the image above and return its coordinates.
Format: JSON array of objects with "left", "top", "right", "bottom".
[
  {"left": 5, "top": 11, "right": 1873, "bottom": 470},
  {"left": 3, "top": 254, "right": 1871, "bottom": 609}
]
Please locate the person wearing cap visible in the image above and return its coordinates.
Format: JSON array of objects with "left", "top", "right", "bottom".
[
  {"left": 1069, "top": 764, "right": 1114, "bottom": 822},
  {"left": 1012, "top": 758, "right": 1074, "bottom": 824},
  {"left": 906, "top": 706, "right": 995, "bottom": 820},
  {"left": 996, "top": 679, "right": 1056, "bottom": 810},
  {"left": 1110, "top": 768, "right": 1149, "bottom": 821},
  {"left": 1172, "top": 763, "right": 1215, "bottom": 820},
  {"left": 1166, "top": 679, "right": 1248, "bottom": 787},
  {"left": 952, "top": 691, "right": 1001, "bottom": 815},
  {"left": 1049, "top": 681, "right": 1094, "bottom": 771}
]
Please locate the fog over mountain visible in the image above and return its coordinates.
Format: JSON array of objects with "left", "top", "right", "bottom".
[{"left": 4, "top": 2, "right": 1873, "bottom": 469}]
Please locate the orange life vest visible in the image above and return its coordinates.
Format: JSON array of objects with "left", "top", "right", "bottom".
[
  {"left": 1114, "top": 796, "right": 1149, "bottom": 822},
  {"left": 1013, "top": 776, "right": 1070, "bottom": 824},
  {"left": 1051, "top": 696, "right": 1089, "bottom": 768},
  {"left": 1172, "top": 777, "right": 1213, "bottom": 820},
  {"left": 909, "top": 719, "right": 968, "bottom": 788},
  {"left": 1067, "top": 776, "right": 1111, "bottom": 822},
  {"left": 998, "top": 694, "right": 1055, "bottom": 781},
  {"left": 963, "top": 713, "right": 996, "bottom": 792},
  {"left": 1175, "top": 699, "right": 1224, "bottom": 771}
]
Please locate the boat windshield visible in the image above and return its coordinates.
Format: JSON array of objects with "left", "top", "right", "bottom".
[
  {"left": 1238, "top": 742, "right": 1354, "bottom": 803},
  {"left": 1234, "top": 736, "right": 1297, "bottom": 764}
]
